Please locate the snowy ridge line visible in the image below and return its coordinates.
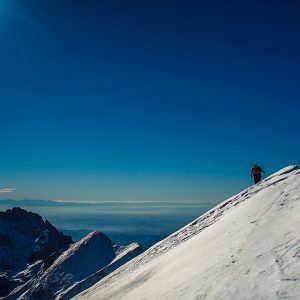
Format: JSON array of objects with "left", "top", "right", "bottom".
[
  {"left": 2, "top": 232, "right": 108, "bottom": 300},
  {"left": 2, "top": 268, "right": 44, "bottom": 300},
  {"left": 142, "top": 166, "right": 299, "bottom": 260},
  {"left": 4, "top": 231, "right": 124, "bottom": 299},
  {"left": 76, "top": 165, "right": 299, "bottom": 298},
  {"left": 57, "top": 243, "right": 144, "bottom": 300},
  {"left": 0, "top": 209, "right": 146, "bottom": 300}
]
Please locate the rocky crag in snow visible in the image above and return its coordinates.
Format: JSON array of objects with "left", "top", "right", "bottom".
[
  {"left": 0, "top": 209, "right": 146, "bottom": 300},
  {"left": 0, "top": 207, "right": 72, "bottom": 297},
  {"left": 75, "top": 165, "right": 300, "bottom": 300}
]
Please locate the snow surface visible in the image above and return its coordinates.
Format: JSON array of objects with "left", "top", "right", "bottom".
[{"left": 74, "top": 165, "right": 300, "bottom": 300}]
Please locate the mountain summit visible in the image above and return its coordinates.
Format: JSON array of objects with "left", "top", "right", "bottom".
[{"left": 75, "top": 165, "right": 300, "bottom": 300}]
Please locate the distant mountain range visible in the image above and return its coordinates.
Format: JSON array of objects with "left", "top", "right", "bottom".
[
  {"left": 0, "top": 199, "right": 104, "bottom": 207},
  {"left": 0, "top": 199, "right": 205, "bottom": 206},
  {"left": 0, "top": 207, "right": 146, "bottom": 299}
]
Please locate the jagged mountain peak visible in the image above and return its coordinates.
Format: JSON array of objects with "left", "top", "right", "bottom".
[
  {"left": 0, "top": 207, "right": 43, "bottom": 226},
  {"left": 3, "top": 223, "right": 146, "bottom": 300},
  {"left": 47, "top": 229, "right": 115, "bottom": 277},
  {"left": 0, "top": 208, "right": 73, "bottom": 297},
  {"left": 0, "top": 207, "right": 73, "bottom": 271},
  {"left": 79, "top": 230, "right": 113, "bottom": 245}
]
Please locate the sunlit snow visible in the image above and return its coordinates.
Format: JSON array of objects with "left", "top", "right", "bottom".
[{"left": 75, "top": 166, "right": 300, "bottom": 300}]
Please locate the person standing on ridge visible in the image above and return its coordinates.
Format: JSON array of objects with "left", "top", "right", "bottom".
[{"left": 251, "top": 164, "right": 265, "bottom": 184}]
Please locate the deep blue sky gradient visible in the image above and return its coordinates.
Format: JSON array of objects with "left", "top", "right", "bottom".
[{"left": 1, "top": 0, "right": 299, "bottom": 202}]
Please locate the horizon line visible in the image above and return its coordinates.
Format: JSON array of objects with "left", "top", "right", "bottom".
[{"left": 0, "top": 198, "right": 218, "bottom": 205}]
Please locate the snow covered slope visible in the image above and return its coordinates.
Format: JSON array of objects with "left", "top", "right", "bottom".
[{"left": 75, "top": 165, "right": 300, "bottom": 300}]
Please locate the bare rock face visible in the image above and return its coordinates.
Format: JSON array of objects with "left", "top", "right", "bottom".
[{"left": 0, "top": 207, "right": 73, "bottom": 297}]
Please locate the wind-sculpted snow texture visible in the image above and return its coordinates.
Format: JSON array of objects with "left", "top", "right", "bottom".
[{"left": 75, "top": 165, "right": 300, "bottom": 300}]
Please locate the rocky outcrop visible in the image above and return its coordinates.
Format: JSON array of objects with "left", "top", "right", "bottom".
[{"left": 0, "top": 207, "right": 73, "bottom": 297}]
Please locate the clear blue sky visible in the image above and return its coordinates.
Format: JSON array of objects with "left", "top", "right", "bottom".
[{"left": 0, "top": 0, "right": 299, "bottom": 202}]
